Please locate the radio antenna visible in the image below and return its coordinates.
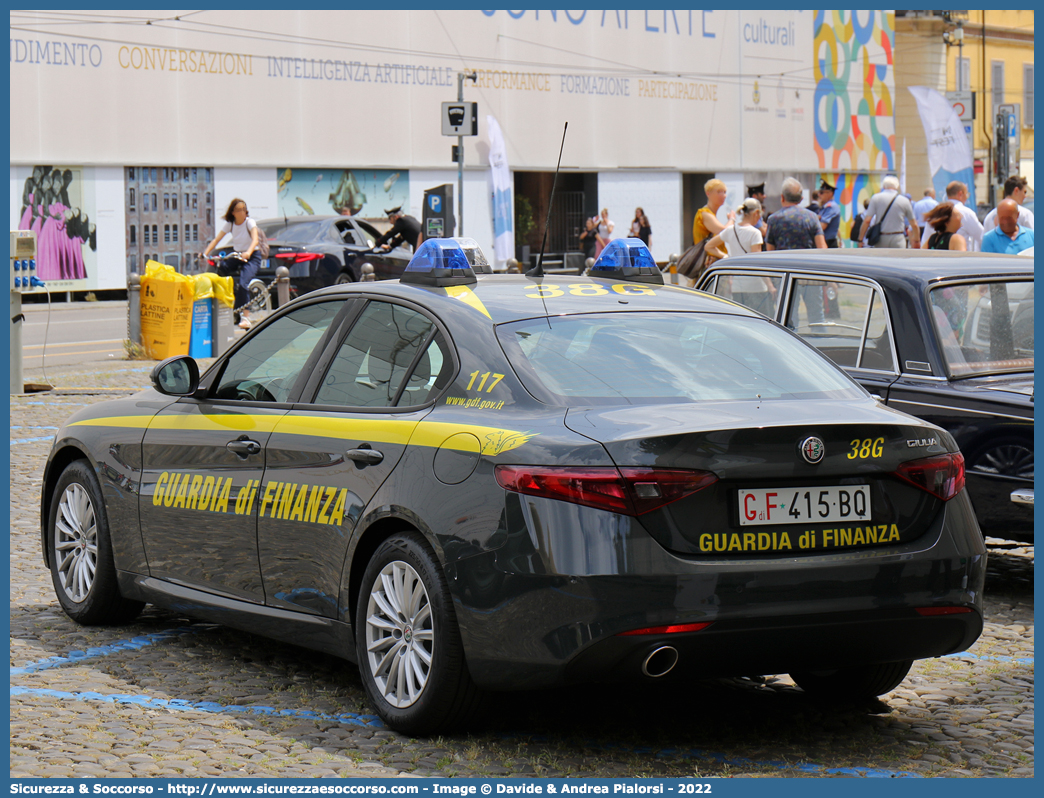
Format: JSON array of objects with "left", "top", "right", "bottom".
[{"left": 527, "top": 122, "right": 568, "bottom": 278}]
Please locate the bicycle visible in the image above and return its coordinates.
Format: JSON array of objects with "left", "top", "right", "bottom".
[{"left": 199, "top": 252, "right": 272, "bottom": 320}]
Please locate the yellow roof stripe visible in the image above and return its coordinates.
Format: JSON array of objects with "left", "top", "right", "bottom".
[{"left": 444, "top": 284, "right": 492, "bottom": 319}]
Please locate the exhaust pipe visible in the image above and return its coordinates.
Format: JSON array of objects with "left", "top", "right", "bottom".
[{"left": 641, "top": 645, "right": 679, "bottom": 678}]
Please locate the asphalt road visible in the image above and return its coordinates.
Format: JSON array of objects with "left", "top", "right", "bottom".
[{"left": 19, "top": 300, "right": 130, "bottom": 374}]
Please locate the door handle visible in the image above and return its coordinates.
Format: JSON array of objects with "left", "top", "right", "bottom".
[
  {"left": 346, "top": 447, "right": 384, "bottom": 465},
  {"left": 227, "top": 437, "right": 262, "bottom": 457}
]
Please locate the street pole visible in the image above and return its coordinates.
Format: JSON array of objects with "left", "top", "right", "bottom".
[{"left": 457, "top": 71, "right": 476, "bottom": 236}]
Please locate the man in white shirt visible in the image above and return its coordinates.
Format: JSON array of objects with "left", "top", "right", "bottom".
[
  {"left": 920, "top": 181, "right": 983, "bottom": 251},
  {"left": 983, "top": 175, "right": 1035, "bottom": 233},
  {"left": 859, "top": 176, "right": 919, "bottom": 248},
  {"left": 912, "top": 188, "right": 938, "bottom": 227}
]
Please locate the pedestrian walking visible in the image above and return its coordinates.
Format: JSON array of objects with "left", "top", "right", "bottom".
[
  {"left": 747, "top": 182, "right": 769, "bottom": 238},
  {"left": 850, "top": 198, "right": 870, "bottom": 245},
  {"left": 637, "top": 212, "right": 652, "bottom": 247},
  {"left": 923, "top": 202, "right": 967, "bottom": 251},
  {"left": 765, "top": 178, "right": 827, "bottom": 251},
  {"left": 579, "top": 217, "right": 598, "bottom": 260},
  {"left": 920, "top": 181, "right": 982, "bottom": 250},
  {"left": 594, "top": 208, "right": 614, "bottom": 257},
  {"left": 981, "top": 199, "right": 1035, "bottom": 254},
  {"left": 692, "top": 179, "right": 728, "bottom": 267},
  {"left": 983, "top": 175, "right": 1035, "bottom": 233},
  {"left": 859, "top": 176, "right": 919, "bottom": 248},
  {"left": 705, "top": 198, "right": 775, "bottom": 315},
  {"left": 817, "top": 180, "right": 841, "bottom": 247},
  {"left": 912, "top": 188, "right": 938, "bottom": 228},
  {"left": 766, "top": 178, "right": 827, "bottom": 325}
]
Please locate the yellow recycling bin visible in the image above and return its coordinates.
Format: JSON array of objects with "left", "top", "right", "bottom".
[{"left": 140, "top": 261, "right": 195, "bottom": 360}]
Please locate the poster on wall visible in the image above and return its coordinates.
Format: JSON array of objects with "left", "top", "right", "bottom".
[
  {"left": 17, "top": 165, "right": 96, "bottom": 292},
  {"left": 275, "top": 168, "right": 409, "bottom": 221}
]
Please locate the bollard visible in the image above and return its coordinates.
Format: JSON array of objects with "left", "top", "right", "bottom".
[
  {"left": 127, "top": 274, "right": 142, "bottom": 351},
  {"left": 361, "top": 263, "right": 376, "bottom": 282},
  {"left": 505, "top": 258, "right": 519, "bottom": 274},
  {"left": 584, "top": 257, "right": 594, "bottom": 276},
  {"left": 275, "top": 266, "right": 291, "bottom": 307},
  {"left": 668, "top": 253, "right": 679, "bottom": 285}
]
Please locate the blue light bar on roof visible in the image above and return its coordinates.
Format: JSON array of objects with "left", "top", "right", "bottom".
[
  {"left": 589, "top": 238, "right": 664, "bottom": 285},
  {"left": 401, "top": 239, "right": 478, "bottom": 286}
]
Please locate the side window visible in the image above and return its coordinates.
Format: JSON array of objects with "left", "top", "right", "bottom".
[
  {"left": 787, "top": 279, "right": 872, "bottom": 368},
  {"left": 313, "top": 301, "right": 436, "bottom": 408},
  {"left": 713, "top": 273, "right": 783, "bottom": 317},
  {"left": 859, "top": 291, "right": 895, "bottom": 372},
  {"left": 335, "top": 221, "right": 360, "bottom": 246},
  {"left": 212, "top": 302, "right": 340, "bottom": 402},
  {"left": 396, "top": 334, "right": 453, "bottom": 406}
]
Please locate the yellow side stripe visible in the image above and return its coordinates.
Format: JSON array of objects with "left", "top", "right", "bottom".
[{"left": 68, "top": 414, "right": 537, "bottom": 455}]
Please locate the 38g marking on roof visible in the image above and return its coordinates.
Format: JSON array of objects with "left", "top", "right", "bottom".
[{"left": 524, "top": 283, "right": 658, "bottom": 299}]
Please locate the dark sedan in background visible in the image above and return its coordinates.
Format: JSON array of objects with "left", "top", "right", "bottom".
[
  {"left": 698, "top": 250, "right": 1033, "bottom": 541},
  {"left": 219, "top": 216, "right": 414, "bottom": 305}
]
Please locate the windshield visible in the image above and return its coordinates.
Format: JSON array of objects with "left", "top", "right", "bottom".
[
  {"left": 497, "top": 312, "right": 865, "bottom": 406},
  {"left": 929, "top": 280, "right": 1034, "bottom": 377}
]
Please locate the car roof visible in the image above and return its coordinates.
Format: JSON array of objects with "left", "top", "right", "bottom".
[
  {"left": 305, "top": 274, "right": 757, "bottom": 325},
  {"left": 709, "top": 249, "right": 1033, "bottom": 285}
]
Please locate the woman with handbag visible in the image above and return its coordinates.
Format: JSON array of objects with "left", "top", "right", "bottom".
[
  {"left": 201, "top": 198, "right": 261, "bottom": 329},
  {"left": 681, "top": 179, "right": 729, "bottom": 285}
]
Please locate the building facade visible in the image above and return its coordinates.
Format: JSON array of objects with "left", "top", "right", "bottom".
[{"left": 12, "top": 9, "right": 902, "bottom": 291}]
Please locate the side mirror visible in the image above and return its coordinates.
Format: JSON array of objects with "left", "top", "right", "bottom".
[{"left": 150, "top": 355, "right": 200, "bottom": 397}]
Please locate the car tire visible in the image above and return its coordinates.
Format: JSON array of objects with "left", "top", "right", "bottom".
[
  {"left": 335, "top": 270, "right": 355, "bottom": 285},
  {"left": 355, "top": 532, "right": 483, "bottom": 734},
  {"left": 966, "top": 435, "right": 1034, "bottom": 480},
  {"left": 48, "top": 460, "right": 145, "bottom": 625},
  {"left": 790, "top": 660, "right": 912, "bottom": 700}
]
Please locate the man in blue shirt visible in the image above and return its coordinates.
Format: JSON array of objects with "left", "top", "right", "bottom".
[
  {"left": 912, "top": 188, "right": 938, "bottom": 228},
  {"left": 817, "top": 180, "right": 841, "bottom": 247},
  {"left": 982, "top": 199, "right": 1035, "bottom": 254}
]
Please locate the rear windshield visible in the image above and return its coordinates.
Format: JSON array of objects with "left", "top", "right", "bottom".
[
  {"left": 269, "top": 221, "right": 327, "bottom": 243},
  {"left": 497, "top": 312, "right": 865, "bottom": 406},
  {"left": 929, "top": 280, "right": 1033, "bottom": 377}
]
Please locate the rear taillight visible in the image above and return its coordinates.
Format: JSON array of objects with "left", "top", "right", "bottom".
[
  {"left": 274, "top": 252, "right": 323, "bottom": 263},
  {"left": 915, "top": 606, "right": 972, "bottom": 616},
  {"left": 893, "top": 452, "right": 965, "bottom": 501},
  {"left": 494, "top": 465, "right": 718, "bottom": 516},
  {"left": 617, "top": 622, "right": 712, "bottom": 636}
]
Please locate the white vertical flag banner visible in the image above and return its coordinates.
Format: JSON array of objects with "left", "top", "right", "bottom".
[
  {"left": 900, "top": 138, "right": 907, "bottom": 196},
  {"left": 908, "top": 86, "right": 976, "bottom": 207},
  {"left": 486, "top": 115, "right": 514, "bottom": 266}
]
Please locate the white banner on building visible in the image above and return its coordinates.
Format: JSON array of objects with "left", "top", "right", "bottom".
[
  {"left": 486, "top": 115, "right": 514, "bottom": 265},
  {"left": 908, "top": 86, "right": 976, "bottom": 207}
]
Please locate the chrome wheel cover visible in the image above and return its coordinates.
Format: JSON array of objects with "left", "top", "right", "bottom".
[
  {"left": 364, "top": 560, "right": 434, "bottom": 708},
  {"left": 54, "top": 483, "right": 98, "bottom": 603},
  {"left": 971, "top": 444, "right": 1034, "bottom": 480}
]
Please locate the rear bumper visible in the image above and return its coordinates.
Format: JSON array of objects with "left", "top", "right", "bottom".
[{"left": 452, "top": 491, "right": 987, "bottom": 690}]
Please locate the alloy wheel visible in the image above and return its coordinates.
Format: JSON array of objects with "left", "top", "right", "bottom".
[
  {"left": 54, "top": 483, "right": 98, "bottom": 603},
  {"left": 364, "top": 561, "right": 434, "bottom": 708}
]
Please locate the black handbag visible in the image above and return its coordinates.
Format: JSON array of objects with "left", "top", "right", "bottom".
[{"left": 865, "top": 194, "right": 899, "bottom": 247}]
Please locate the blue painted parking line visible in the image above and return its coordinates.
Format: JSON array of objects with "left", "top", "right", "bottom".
[
  {"left": 10, "top": 426, "right": 59, "bottom": 430},
  {"left": 9, "top": 685, "right": 385, "bottom": 728},
  {"left": 10, "top": 625, "right": 207, "bottom": 675},
  {"left": 943, "top": 651, "right": 1034, "bottom": 665},
  {"left": 19, "top": 402, "right": 91, "bottom": 406},
  {"left": 11, "top": 436, "right": 55, "bottom": 445}
]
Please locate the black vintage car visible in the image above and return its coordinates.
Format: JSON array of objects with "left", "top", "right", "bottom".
[
  {"left": 698, "top": 249, "right": 1033, "bottom": 541},
  {"left": 41, "top": 239, "right": 985, "bottom": 733},
  {"left": 217, "top": 216, "right": 414, "bottom": 306}
]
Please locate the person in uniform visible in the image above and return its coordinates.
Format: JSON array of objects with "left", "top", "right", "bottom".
[
  {"left": 747, "top": 183, "right": 768, "bottom": 237},
  {"left": 817, "top": 180, "right": 841, "bottom": 248},
  {"left": 375, "top": 206, "right": 422, "bottom": 252}
]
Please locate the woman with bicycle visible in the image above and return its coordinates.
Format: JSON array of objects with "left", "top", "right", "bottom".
[{"left": 200, "top": 198, "right": 261, "bottom": 329}]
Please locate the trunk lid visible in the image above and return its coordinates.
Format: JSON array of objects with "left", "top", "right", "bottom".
[{"left": 565, "top": 399, "right": 958, "bottom": 556}]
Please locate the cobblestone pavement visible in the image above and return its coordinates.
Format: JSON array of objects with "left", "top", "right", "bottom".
[{"left": 10, "top": 362, "right": 1034, "bottom": 779}]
